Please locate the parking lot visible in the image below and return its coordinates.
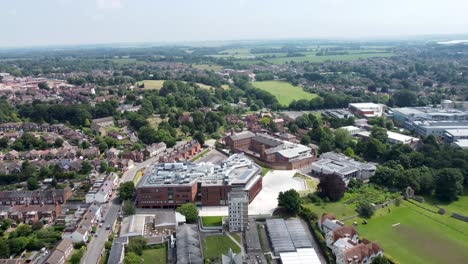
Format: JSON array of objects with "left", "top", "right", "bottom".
[{"left": 195, "top": 148, "right": 228, "bottom": 164}]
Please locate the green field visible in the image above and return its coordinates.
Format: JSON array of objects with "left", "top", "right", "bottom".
[
  {"left": 141, "top": 245, "right": 167, "bottom": 264},
  {"left": 192, "top": 64, "right": 223, "bottom": 71},
  {"left": 345, "top": 201, "right": 468, "bottom": 264},
  {"left": 265, "top": 51, "right": 393, "bottom": 64},
  {"left": 202, "top": 235, "right": 241, "bottom": 260},
  {"left": 252, "top": 81, "right": 318, "bottom": 106},
  {"left": 293, "top": 173, "right": 318, "bottom": 196},
  {"left": 136, "top": 80, "right": 218, "bottom": 90},
  {"left": 201, "top": 216, "right": 223, "bottom": 227}
]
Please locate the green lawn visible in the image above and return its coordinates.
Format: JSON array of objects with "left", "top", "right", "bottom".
[
  {"left": 252, "top": 81, "right": 318, "bottom": 106},
  {"left": 191, "top": 149, "right": 210, "bottom": 162},
  {"left": 344, "top": 201, "right": 468, "bottom": 264},
  {"left": 201, "top": 216, "right": 223, "bottom": 227},
  {"left": 141, "top": 246, "right": 167, "bottom": 264},
  {"left": 229, "top": 232, "right": 241, "bottom": 244},
  {"left": 423, "top": 187, "right": 468, "bottom": 216},
  {"left": 261, "top": 166, "right": 270, "bottom": 177},
  {"left": 202, "top": 235, "right": 241, "bottom": 260}
]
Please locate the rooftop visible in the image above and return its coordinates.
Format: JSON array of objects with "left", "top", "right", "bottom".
[{"left": 138, "top": 154, "right": 260, "bottom": 188}]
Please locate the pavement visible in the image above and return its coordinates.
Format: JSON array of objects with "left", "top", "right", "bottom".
[
  {"left": 248, "top": 170, "right": 305, "bottom": 216},
  {"left": 194, "top": 148, "right": 227, "bottom": 164},
  {"left": 81, "top": 197, "right": 121, "bottom": 264}
]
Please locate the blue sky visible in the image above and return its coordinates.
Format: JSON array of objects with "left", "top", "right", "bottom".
[{"left": 1, "top": 0, "right": 468, "bottom": 47}]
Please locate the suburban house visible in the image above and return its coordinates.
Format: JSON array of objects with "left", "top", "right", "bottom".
[
  {"left": 85, "top": 173, "right": 118, "bottom": 204},
  {"left": 62, "top": 204, "right": 101, "bottom": 243},
  {"left": 45, "top": 238, "right": 73, "bottom": 264},
  {"left": 144, "top": 142, "right": 167, "bottom": 158}
]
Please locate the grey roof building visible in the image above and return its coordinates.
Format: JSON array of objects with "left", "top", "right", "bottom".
[
  {"left": 107, "top": 236, "right": 128, "bottom": 264},
  {"left": 176, "top": 224, "right": 203, "bottom": 264},
  {"left": 311, "top": 152, "right": 376, "bottom": 181}
]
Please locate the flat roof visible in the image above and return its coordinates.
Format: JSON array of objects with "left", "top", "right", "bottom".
[
  {"left": 444, "top": 129, "right": 468, "bottom": 137},
  {"left": 266, "top": 218, "right": 313, "bottom": 256},
  {"left": 280, "top": 248, "right": 321, "bottom": 264},
  {"left": 349, "top": 103, "right": 382, "bottom": 108},
  {"left": 138, "top": 153, "right": 260, "bottom": 188},
  {"left": 453, "top": 140, "right": 468, "bottom": 148}
]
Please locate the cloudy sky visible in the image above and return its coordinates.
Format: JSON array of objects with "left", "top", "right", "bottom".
[{"left": 1, "top": 0, "right": 467, "bottom": 47}]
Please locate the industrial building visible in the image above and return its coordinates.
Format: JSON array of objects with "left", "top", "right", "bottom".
[
  {"left": 356, "top": 130, "right": 420, "bottom": 146},
  {"left": 348, "top": 103, "right": 384, "bottom": 118},
  {"left": 136, "top": 154, "right": 262, "bottom": 208},
  {"left": 310, "top": 152, "right": 376, "bottom": 181},
  {"left": 224, "top": 132, "right": 315, "bottom": 170}
]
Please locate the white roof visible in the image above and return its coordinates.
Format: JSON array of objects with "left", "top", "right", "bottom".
[
  {"left": 453, "top": 140, "right": 468, "bottom": 149},
  {"left": 444, "top": 129, "right": 468, "bottom": 137},
  {"left": 386, "top": 131, "right": 419, "bottom": 143},
  {"left": 349, "top": 103, "right": 382, "bottom": 109},
  {"left": 280, "top": 248, "right": 321, "bottom": 264}
]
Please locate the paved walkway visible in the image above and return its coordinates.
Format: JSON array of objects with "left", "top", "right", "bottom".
[{"left": 226, "top": 232, "right": 245, "bottom": 256}]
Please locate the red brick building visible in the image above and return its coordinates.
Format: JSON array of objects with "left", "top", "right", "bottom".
[{"left": 136, "top": 154, "right": 262, "bottom": 208}]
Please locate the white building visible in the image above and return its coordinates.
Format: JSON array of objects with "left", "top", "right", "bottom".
[
  {"left": 348, "top": 103, "right": 383, "bottom": 118},
  {"left": 228, "top": 191, "right": 249, "bottom": 232},
  {"left": 311, "top": 152, "right": 376, "bottom": 181},
  {"left": 85, "top": 173, "right": 118, "bottom": 204},
  {"left": 339, "top": 126, "right": 363, "bottom": 136},
  {"left": 356, "top": 130, "right": 419, "bottom": 146}
]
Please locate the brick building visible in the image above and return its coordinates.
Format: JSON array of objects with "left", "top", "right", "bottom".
[
  {"left": 225, "top": 132, "right": 315, "bottom": 170},
  {"left": 136, "top": 154, "right": 262, "bottom": 208}
]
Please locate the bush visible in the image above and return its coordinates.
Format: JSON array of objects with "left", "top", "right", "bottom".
[
  {"left": 307, "top": 192, "right": 323, "bottom": 204},
  {"left": 73, "top": 241, "right": 86, "bottom": 249},
  {"left": 357, "top": 202, "right": 376, "bottom": 218}
]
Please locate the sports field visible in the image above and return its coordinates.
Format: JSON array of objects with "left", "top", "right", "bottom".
[
  {"left": 252, "top": 80, "right": 318, "bottom": 106},
  {"left": 346, "top": 200, "right": 468, "bottom": 264}
]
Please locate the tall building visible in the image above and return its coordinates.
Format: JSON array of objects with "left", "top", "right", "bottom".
[{"left": 228, "top": 190, "right": 249, "bottom": 232}]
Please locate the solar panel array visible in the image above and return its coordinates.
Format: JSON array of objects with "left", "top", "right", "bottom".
[{"left": 266, "top": 218, "right": 313, "bottom": 255}]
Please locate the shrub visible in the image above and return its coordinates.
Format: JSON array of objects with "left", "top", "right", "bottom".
[{"left": 357, "top": 202, "right": 376, "bottom": 218}]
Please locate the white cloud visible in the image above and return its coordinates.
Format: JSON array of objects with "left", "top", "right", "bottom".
[{"left": 97, "top": 0, "right": 122, "bottom": 9}]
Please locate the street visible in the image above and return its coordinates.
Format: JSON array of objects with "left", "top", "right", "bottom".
[
  {"left": 81, "top": 156, "right": 158, "bottom": 264},
  {"left": 81, "top": 197, "right": 120, "bottom": 264}
]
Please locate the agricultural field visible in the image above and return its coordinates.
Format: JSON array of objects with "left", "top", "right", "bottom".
[
  {"left": 264, "top": 51, "right": 393, "bottom": 64},
  {"left": 252, "top": 80, "right": 318, "bottom": 106},
  {"left": 201, "top": 216, "right": 223, "bottom": 227},
  {"left": 192, "top": 64, "right": 223, "bottom": 71},
  {"left": 345, "top": 200, "right": 468, "bottom": 264},
  {"left": 202, "top": 235, "right": 241, "bottom": 260}
]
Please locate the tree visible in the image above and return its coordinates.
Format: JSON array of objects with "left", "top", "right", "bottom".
[
  {"left": 99, "top": 161, "right": 109, "bottom": 173},
  {"left": 277, "top": 189, "right": 301, "bottom": 215},
  {"left": 0, "top": 239, "right": 9, "bottom": 258},
  {"left": 193, "top": 132, "right": 205, "bottom": 145},
  {"left": 371, "top": 255, "right": 391, "bottom": 264},
  {"left": 176, "top": 203, "right": 199, "bottom": 223},
  {"left": 357, "top": 202, "right": 376, "bottom": 218},
  {"left": 122, "top": 200, "right": 136, "bottom": 216},
  {"left": 27, "top": 177, "right": 39, "bottom": 190},
  {"left": 393, "top": 90, "right": 417, "bottom": 107},
  {"left": 344, "top": 147, "right": 355, "bottom": 157},
  {"left": 300, "top": 135, "right": 311, "bottom": 145},
  {"left": 54, "top": 138, "right": 64, "bottom": 148},
  {"left": 434, "top": 168, "right": 464, "bottom": 202},
  {"left": 127, "top": 237, "right": 147, "bottom": 255},
  {"left": 118, "top": 182, "right": 135, "bottom": 201},
  {"left": 370, "top": 127, "right": 388, "bottom": 144},
  {"left": 79, "top": 161, "right": 93, "bottom": 175},
  {"left": 38, "top": 82, "right": 50, "bottom": 90},
  {"left": 334, "top": 129, "right": 352, "bottom": 150},
  {"left": 317, "top": 174, "right": 346, "bottom": 201},
  {"left": 70, "top": 246, "right": 86, "bottom": 264},
  {"left": 124, "top": 252, "right": 142, "bottom": 264}
]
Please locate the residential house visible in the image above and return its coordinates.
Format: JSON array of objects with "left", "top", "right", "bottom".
[
  {"left": 0, "top": 188, "right": 72, "bottom": 205},
  {"left": 143, "top": 142, "right": 166, "bottom": 158},
  {"left": 4, "top": 150, "right": 19, "bottom": 160},
  {"left": 85, "top": 173, "right": 118, "bottom": 203},
  {"left": 45, "top": 239, "right": 73, "bottom": 264},
  {"left": 123, "top": 150, "right": 144, "bottom": 162}
]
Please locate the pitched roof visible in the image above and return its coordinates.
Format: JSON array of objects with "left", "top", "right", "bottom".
[
  {"left": 332, "top": 226, "right": 358, "bottom": 243},
  {"left": 343, "top": 241, "right": 382, "bottom": 263}
]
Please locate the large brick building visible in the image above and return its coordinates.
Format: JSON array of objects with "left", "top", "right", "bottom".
[
  {"left": 136, "top": 154, "right": 262, "bottom": 208},
  {"left": 225, "top": 132, "right": 315, "bottom": 170}
]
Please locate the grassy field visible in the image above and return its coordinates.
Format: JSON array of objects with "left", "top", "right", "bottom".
[
  {"left": 191, "top": 149, "right": 210, "bottom": 162},
  {"left": 265, "top": 51, "right": 393, "bottom": 64},
  {"left": 136, "top": 80, "right": 218, "bottom": 90},
  {"left": 202, "top": 235, "right": 241, "bottom": 260},
  {"left": 423, "top": 187, "right": 468, "bottom": 216},
  {"left": 345, "top": 201, "right": 468, "bottom": 264},
  {"left": 261, "top": 166, "right": 270, "bottom": 177},
  {"left": 252, "top": 81, "right": 318, "bottom": 106},
  {"left": 192, "top": 64, "right": 223, "bottom": 71},
  {"left": 293, "top": 173, "right": 318, "bottom": 196},
  {"left": 201, "top": 216, "right": 223, "bottom": 227},
  {"left": 230, "top": 232, "right": 241, "bottom": 244},
  {"left": 141, "top": 245, "right": 167, "bottom": 264}
]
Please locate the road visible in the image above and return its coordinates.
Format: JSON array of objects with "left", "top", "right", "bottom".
[
  {"left": 81, "top": 197, "right": 121, "bottom": 264},
  {"left": 82, "top": 157, "right": 158, "bottom": 264}
]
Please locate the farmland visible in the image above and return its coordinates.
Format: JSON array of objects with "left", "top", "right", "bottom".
[
  {"left": 252, "top": 80, "right": 318, "bottom": 106},
  {"left": 264, "top": 51, "right": 393, "bottom": 64}
]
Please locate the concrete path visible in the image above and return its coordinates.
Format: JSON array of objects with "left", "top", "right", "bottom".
[{"left": 226, "top": 232, "right": 245, "bottom": 256}]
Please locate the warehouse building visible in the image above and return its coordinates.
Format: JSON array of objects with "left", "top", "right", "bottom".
[{"left": 348, "top": 103, "right": 383, "bottom": 118}]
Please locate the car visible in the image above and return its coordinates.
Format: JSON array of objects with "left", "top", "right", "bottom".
[
  {"left": 99, "top": 223, "right": 103, "bottom": 228},
  {"left": 106, "top": 225, "right": 111, "bottom": 230},
  {"left": 95, "top": 234, "right": 98, "bottom": 237}
]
